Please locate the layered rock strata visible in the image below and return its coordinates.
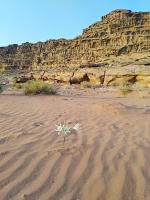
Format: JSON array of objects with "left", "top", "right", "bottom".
[{"left": 0, "top": 9, "right": 150, "bottom": 70}]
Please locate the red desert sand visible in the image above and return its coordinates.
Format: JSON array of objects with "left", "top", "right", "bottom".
[{"left": 0, "top": 93, "right": 150, "bottom": 200}]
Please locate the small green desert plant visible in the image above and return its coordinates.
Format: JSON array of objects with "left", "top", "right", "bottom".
[
  {"left": 118, "top": 82, "right": 133, "bottom": 95},
  {"left": 55, "top": 122, "right": 80, "bottom": 143},
  {"left": 80, "top": 81, "right": 92, "bottom": 89},
  {"left": 137, "top": 89, "right": 150, "bottom": 98},
  {"left": 110, "top": 82, "right": 119, "bottom": 87},
  {"left": 0, "top": 84, "right": 3, "bottom": 93},
  {"left": 24, "top": 80, "right": 57, "bottom": 95},
  {"left": 12, "top": 76, "right": 18, "bottom": 83},
  {"left": 12, "top": 76, "right": 26, "bottom": 89},
  {"left": 138, "top": 90, "right": 146, "bottom": 98},
  {"left": 16, "top": 83, "right": 24, "bottom": 89},
  {"left": 13, "top": 82, "right": 24, "bottom": 89}
]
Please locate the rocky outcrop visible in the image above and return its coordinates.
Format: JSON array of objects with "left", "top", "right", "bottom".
[{"left": 0, "top": 9, "right": 150, "bottom": 70}]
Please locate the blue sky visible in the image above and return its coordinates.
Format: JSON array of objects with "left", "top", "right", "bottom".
[{"left": 0, "top": 0, "right": 150, "bottom": 46}]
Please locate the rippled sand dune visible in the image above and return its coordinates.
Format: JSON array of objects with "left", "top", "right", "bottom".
[{"left": 0, "top": 94, "right": 150, "bottom": 200}]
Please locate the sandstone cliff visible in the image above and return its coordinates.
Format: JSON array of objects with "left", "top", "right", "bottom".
[{"left": 0, "top": 9, "right": 150, "bottom": 70}]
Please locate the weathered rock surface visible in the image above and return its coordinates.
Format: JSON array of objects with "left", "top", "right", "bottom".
[{"left": 1, "top": 9, "right": 150, "bottom": 70}]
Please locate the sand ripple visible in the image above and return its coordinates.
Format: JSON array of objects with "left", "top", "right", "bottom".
[{"left": 0, "top": 95, "right": 150, "bottom": 200}]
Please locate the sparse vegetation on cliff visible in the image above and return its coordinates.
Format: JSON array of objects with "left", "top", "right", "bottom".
[
  {"left": 24, "top": 80, "right": 57, "bottom": 95},
  {"left": 118, "top": 82, "right": 133, "bottom": 95}
]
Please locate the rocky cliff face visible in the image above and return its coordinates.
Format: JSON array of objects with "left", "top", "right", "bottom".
[{"left": 0, "top": 9, "right": 150, "bottom": 70}]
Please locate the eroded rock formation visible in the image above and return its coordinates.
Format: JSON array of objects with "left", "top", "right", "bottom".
[{"left": 0, "top": 9, "right": 150, "bottom": 70}]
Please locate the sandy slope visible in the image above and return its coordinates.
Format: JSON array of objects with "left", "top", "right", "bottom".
[{"left": 0, "top": 94, "right": 150, "bottom": 200}]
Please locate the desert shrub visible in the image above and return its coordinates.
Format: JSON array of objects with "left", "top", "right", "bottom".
[
  {"left": 16, "top": 83, "right": 24, "bottom": 89},
  {"left": 12, "top": 82, "right": 24, "bottom": 89},
  {"left": 12, "top": 76, "right": 18, "bottom": 83},
  {"left": 12, "top": 77, "right": 21, "bottom": 89},
  {"left": 0, "top": 84, "right": 3, "bottom": 93},
  {"left": 138, "top": 90, "right": 147, "bottom": 98},
  {"left": 132, "top": 82, "right": 149, "bottom": 91},
  {"left": 80, "top": 81, "right": 92, "bottom": 89},
  {"left": 137, "top": 88, "right": 150, "bottom": 98},
  {"left": 128, "top": 82, "right": 150, "bottom": 97},
  {"left": 110, "top": 82, "right": 119, "bottom": 87},
  {"left": 118, "top": 82, "right": 133, "bottom": 95},
  {"left": 24, "top": 80, "right": 57, "bottom": 95}
]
